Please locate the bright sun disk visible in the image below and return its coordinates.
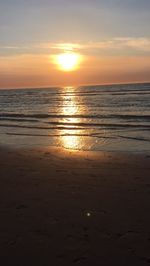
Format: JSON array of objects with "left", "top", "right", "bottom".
[{"left": 56, "top": 52, "right": 80, "bottom": 71}]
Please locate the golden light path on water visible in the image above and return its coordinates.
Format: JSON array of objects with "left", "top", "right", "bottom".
[{"left": 60, "top": 87, "right": 82, "bottom": 150}]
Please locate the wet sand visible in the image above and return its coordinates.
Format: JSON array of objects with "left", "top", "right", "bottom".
[{"left": 0, "top": 147, "right": 150, "bottom": 265}]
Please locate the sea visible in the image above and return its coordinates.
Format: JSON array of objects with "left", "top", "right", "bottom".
[{"left": 0, "top": 83, "right": 150, "bottom": 152}]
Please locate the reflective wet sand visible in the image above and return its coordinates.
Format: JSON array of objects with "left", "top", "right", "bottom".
[{"left": 0, "top": 146, "right": 150, "bottom": 265}]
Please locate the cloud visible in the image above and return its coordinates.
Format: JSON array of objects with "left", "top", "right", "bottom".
[
  {"left": 116, "top": 38, "right": 150, "bottom": 52},
  {"left": 38, "top": 37, "right": 150, "bottom": 51},
  {"left": 38, "top": 38, "right": 150, "bottom": 55},
  {"left": 82, "top": 38, "right": 150, "bottom": 52},
  {"left": 0, "top": 37, "right": 150, "bottom": 56}
]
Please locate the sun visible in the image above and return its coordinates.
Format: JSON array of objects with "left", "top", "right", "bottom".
[{"left": 56, "top": 52, "right": 81, "bottom": 71}]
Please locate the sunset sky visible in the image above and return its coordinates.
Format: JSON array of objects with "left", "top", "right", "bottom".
[{"left": 0, "top": 0, "right": 150, "bottom": 88}]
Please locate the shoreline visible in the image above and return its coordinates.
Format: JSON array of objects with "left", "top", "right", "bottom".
[
  {"left": 0, "top": 146, "right": 150, "bottom": 265},
  {"left": 1, "top": 141, "right": 150, "bottom": 155},
  {"left": 0, "top": 81, "right": 150, "bottom": 91}
]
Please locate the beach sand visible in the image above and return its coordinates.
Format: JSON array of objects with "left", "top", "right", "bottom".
[{"left": 0, "top": 147, "right": 150, "bottom": 265}]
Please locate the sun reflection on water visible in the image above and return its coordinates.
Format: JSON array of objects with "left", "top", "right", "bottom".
[{"left": 60, "top": 87, "right": 82, "bottom": 150}]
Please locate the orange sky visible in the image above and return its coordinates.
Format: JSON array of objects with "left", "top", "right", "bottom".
[
  {"left": 0, "top": 1, "right": 150, "bottom": 88},
  {"left": 0, "top": 51, "right": 150, "bottom": 88}
]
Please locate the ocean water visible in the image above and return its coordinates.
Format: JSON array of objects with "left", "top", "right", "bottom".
[{"left": 0, "top": 83, "right": 150, "bottom": 152}]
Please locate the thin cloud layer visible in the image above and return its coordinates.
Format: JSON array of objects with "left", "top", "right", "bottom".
[{"left": 1, "top": 38, "right": 150, "bottom": 56}]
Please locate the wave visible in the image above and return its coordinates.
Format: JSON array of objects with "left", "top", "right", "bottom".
[
  {"left": 118, "top": 135, "right": 150, "bottom": 142},
  {"left": 0, "top": 122, "right": 150, "bottom": 130},
  {"left": 45, "top": 121, "right": 150, "bottom": 128},
  {"left": 0, "top": 123, "right": 87, "bottom": 130},
  {"left": 5, "top": 132, "right": 91, "bottom": 137},
  {"left": 1, "top": 113, "right": 150, "bottom": 121},
  {"left": 3, "top": 132, "right": 150, "bottom": 143},
  {"left": 0, "top": 117, "right": 38, "bottom": 122}
]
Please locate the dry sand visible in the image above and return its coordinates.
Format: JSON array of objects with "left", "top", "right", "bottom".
[{"left": 0, "top": 146, "right": 150, "bottom": 265}]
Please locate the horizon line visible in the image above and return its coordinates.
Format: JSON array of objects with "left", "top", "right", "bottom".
[{"left": 0, "top": 80, "right": 150, "bottom": 90}]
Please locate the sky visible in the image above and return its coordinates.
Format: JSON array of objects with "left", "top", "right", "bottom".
[{"left": 0, "top": 0, "right": 150, "bottom": 88}]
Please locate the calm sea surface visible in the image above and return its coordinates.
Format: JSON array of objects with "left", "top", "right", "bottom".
[{"left": 0, "top": 83, "right": 150, "bottom": 152}]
